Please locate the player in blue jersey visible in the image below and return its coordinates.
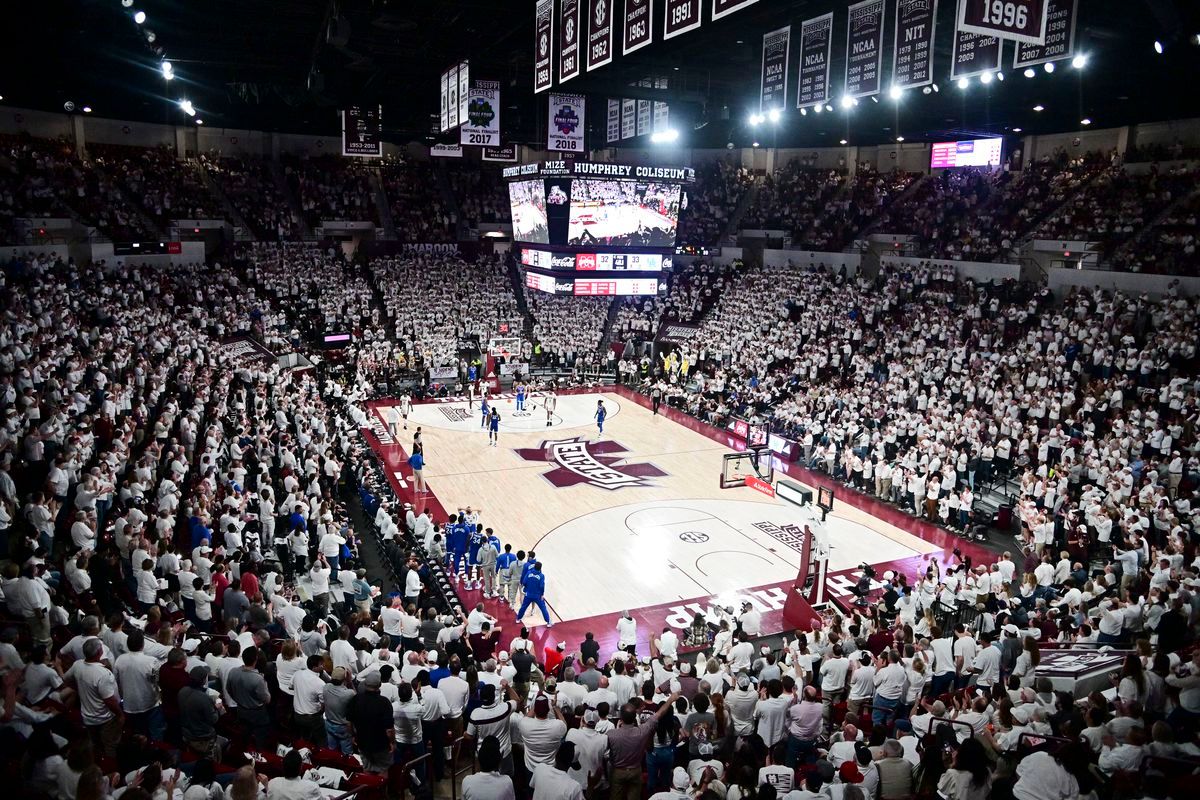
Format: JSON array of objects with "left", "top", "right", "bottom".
[
  {"left": 479, "top": 395, "right": 490, "bottom": 429},
  {"left": 446, "top": 513, "right": 468, "bottom": 582},
  {"left": 516, "top": 561, "right": 552, "bottom": 627},
  {"left": 488, "top": 408, "right": 500, "bottom": 447},
  {"left": 495, "top": 543, "right": 517, "bottom": 606},
  {"left": 515, "top": 382, "right": 526, "bottom": 411},
  {"left": 466, "top": 523, "right": 485, "bottom": 589},
  {"left": 594, "top": 399, "right": 607, "bottom": 438}
]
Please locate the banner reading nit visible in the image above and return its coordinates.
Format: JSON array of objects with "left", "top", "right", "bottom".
[{"left": 892, "top": 0, "right": 938, "bottom": 90}]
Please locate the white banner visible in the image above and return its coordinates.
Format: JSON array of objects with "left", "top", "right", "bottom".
[
  {"left": 636, "top": 99, "right": 651, "bottom": 136},
  {"left": 430, "top": 144, "right": 464, "bottom": 158},
  {"left": 461, "top": 80, "right": 501, "bottom": 146},
  {"left": 621, "top": 98, "right": 636, "bottom": 139},
  {"left": 548, "top": 93, "right": 586, "bottom": 153},
  {"left": 429, "top": 366, "right": 459, "bottom": 380},
  {"left": 457, "top": 63, "right": 470, "bottom": 127},
  {"left": 607, "top": 98, "right": 621, "bottom": 143},
  {"left": 447, "top": 65, "right": 460, "bottom": 128}
]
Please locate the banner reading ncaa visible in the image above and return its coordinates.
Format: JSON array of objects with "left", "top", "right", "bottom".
[{"left": 548, "top": 94, "right": 586, "bottom": 153}]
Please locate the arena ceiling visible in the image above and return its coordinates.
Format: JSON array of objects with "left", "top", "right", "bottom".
[{"left": 5, "top": 0, "right": 1200, "bottom": 149}]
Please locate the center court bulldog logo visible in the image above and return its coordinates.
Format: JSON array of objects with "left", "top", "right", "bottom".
[{"left": 515, "top": 437, "right": 667, "bottom": 490}]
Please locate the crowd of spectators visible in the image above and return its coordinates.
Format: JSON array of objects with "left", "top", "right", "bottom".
[
  {"left": 525, "top": 293, "right": 613, "bottom": 368},
  {"left": 1110, "top": 193, "right": 1200, "bottom": 276},
  {"left": 741, "top": 163, "right": 842, "bottom": 240},
  {"left": 446, "top": 164, "right": 510, "bottom": 229},
  {"left": 283, "top": 156, "right": 379, "bottom": 230},
  {"left": 203, "top": 155, "right": 295, "bottom": 241},
  {"left": 89, "top": 144, "right": 225, "bottom": 228},
  {"left": 876, "top": 169, "right": 998, "bottom": 260},
  {"left": 676, "top": 160, "right": 753, "bottom": 247},
  {"left": 800, "top": 167, "right": 920, "bottom": 251},
  {"left": 380, "top": 160, "right": 455, "bottom": 243}
]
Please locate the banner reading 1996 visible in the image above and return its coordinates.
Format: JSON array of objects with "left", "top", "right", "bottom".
[
  {"left": 1013, "top": 0, "right": 1076, "bottom": 68},
  {"left": 796, "top": 13, "right": 833, "bottom": 109},
  {"left": 559, "top": 0, "right": 582, "bottom": 83},
  {"left": 534, "top": 0, "right": 554, "bottom": 93},
  {"left": 892, "top": 0, "right": 938, "bottom": 90},
  {"left": 760, "top": 26, "right": 790, "bottom": 112},
  {"left": 664, "top": 0, "right": 701, "bottom": 40},
  {"left": 623, "top": 0, "right": 653, "bottom": 54},
  {"left": 548, "top": 93, "right": 586, "bottom": 153},
  {"left": 845, "top": 0, "right": 886, "bottom": 99}
]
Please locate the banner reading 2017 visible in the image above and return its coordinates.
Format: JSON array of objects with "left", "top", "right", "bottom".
[
  {"left": 460, "top": 81, "right": 500, "bottom": 147},
  {"left": 548, "top": 93, "right": 586, "bottom": 153}
]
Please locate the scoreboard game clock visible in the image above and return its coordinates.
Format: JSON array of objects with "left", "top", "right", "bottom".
[{"left": 958, "top": 0, "right": 1049, "bottom": 45}]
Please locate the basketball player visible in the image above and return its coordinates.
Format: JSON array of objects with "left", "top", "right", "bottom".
[
  {"left": 496, "top": 544, "right": 517, "bottom": 606},
  {"left": 387, "top": 404, "right": 402, "bottom": 438},
  {"left": 594, "top": 400, "right": 607, "bottom": 438},
  {"left": 488, "top": 408, "right": 500, "bottom": 447},
  {"left": 479, "top": 395, "right": 490, "bottom": 430},
  {"left": 516, "top": 561, "right": 552, "bottom": 628},
  {"left": 398, "top": 392, "right": 412, "bottom": 430},
  {"left": 466, "top": 380, "right": 475, "bottom": 411},
  {"left": 447, "top": 513, "right": 468, "bottom": 582},
  {"left": 515, "top": 382, "right": 526, "bottom": 412},
  {"left": 467, "top": 523, "right": 485, "bottom": 589},
  {"left": 543, "top": 390, "right": 557, "bottom": 428}
]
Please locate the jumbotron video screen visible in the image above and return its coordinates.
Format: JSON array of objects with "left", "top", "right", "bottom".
[
  {"left": 508, "top": 179, "right": 548, "bottom": 243},
  {"left": 567, "top": 179, "right": 681, "bottom": 247}
]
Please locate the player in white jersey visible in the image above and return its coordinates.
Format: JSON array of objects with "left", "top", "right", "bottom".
[
  {"left": 388, "top": 405, "right": 402, "bottom": 437},
  {"left": 398, "top": 393, "right": 413, "bottom": 430},
  {"left": 466, "top": 380, "right": 476, "bottom": 411},
  {"left": 543, "top": 391, "right": 557, "bottom": 427}
]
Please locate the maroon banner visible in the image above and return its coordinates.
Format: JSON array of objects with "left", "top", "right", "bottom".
[
  {"left": 586, "top": 0, "right": 614, "bottom": 71},
  {"left": 844, "top": 0, "right": 886, "bottom": 98},
  {"left": 559, "top": 0, "right": 582, "bottom": 83},
  {"left": 958, "top": 0, "right": 1048, "bottom": 45},
  {"left": 951, "top": 26, "right": 1002, "bottom": 78},
  {"left": 796, "top": 13, "right": 833, "bottom": 108},
  {"left": 623, "top": 0, "right": 654, "bottom": 54},
  {"left": 663, "top": 0, "right": 701, "bottom": 39},
  {"left": 534, "top": 0, "right": 554, "bottom": 93},
  {"left": 711, "top": 0, "right": 757, "bottom": 21},
  {"left": 892, "top": 0, "right": 938, "bottom": 90}
]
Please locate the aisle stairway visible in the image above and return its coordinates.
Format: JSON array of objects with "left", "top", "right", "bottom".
[
  {"left": 197, "top": 160, "right": 255, "bottom": 240},
  {"left": 268, "top": 160, "right": 313, "bottom": 239}
]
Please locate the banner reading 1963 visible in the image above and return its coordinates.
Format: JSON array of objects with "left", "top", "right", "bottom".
[
  {"left": 548, "top": 93, "right": 586, "bottom": 153},
  {"left": 586, "top": 0, "right": 614, "bottom": 71},
  {"left": 534, "top": 0, "right": 554, "bottom": 93},
  {"left": 623, "top": 0, "right": 653, "bottom": 54},
  {"left": 1013, "top": 0, "right": 1076, "bottom": 68},
  {"left": 760, "top": 26, "right": 790, "bottom": 112},
  {"left": 893, "top": 0, "right": 938, "bottom": 89},
  {"left": 796, "top": 13, "right": 833, "bottom": 109},
  {"left": 559, "top": 0, "right": 582, "bottom": 83},
  {"left": 663, "top": 0, "right": 701, "bottom": 40},
  {"left": 845, "top": 0, "right": 885, "bottom": 99}
]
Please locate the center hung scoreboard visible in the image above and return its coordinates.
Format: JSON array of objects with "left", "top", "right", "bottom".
[{"left": 504, "top": 160, "right": 695, "bottom": 297}]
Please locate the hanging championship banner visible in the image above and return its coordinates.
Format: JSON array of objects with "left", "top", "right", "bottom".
[
  {"left": 623, "top": 0, "right": 653, "bottom": 54},
  {"left": 712, "top": 0, "right": 757, "bottom": 20},
  {"left": 548, "top": 93, "right": 586, "bottom": 152},
  {"left": 664, "top": 0, "right": 701, "bottom": 40},
  {"left": 457, "top": 63, "right": 470, "bottom": 125},
  {"left": 636, "top": 100, "right": 652, "bottom": 136},
  {"left": 760, "top": 26, "right": 790, "bottom": 112},
  {"left": 586, "top": 0, "right": 614, "bottom": 71},
  {"left": 482, "top": 144, "right": 518, "bottom": 162},
  {"left": 607, "top": 98, "right": 621, "bottom": 142},
  {"left": 653, "top": 76, "right": 670, "bottom": 132},
  {"left": 440, "top": 70, "right": 451, "bottom": 131},
  {"left": 621, "top": 98, "right": 637, "bottom": 139},
  {"left": 535, "top": 0, "right": 555, "bottom": 93},
  {"left": 560, "top": 0, "right": 582, "bottom": 83},
  {"left": 958, "top": 0, "right": 1048, "bottom": 46},
  {"left": 796, "top": 13, "right": 833, "bottom": 109},
  {"left": 447, "top": 67, "right": 460, "bottom": 129},
  {"left": 1013, "top": 0, "right": 1076, "bottom": 67},
  {"left": 893, "top": 0, "right": 938, "bottom": 90},
  {"left": 845, "top": 0, "right": 886, "bottom": 99},
  {"left": 460, "top": 81, "right": 500, "bottom": 147},
  {"left": 951, "top": 26, "right": 1002, "bottom": 78},
  {"left": 341, "top": 105, "right": 382, "bottom": 158},
  {"left": 430, "top": 144, "right": 463, "bottom": 158}
]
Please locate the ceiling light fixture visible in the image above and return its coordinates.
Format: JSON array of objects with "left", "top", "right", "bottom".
[
  {"left": 896, "top": 136, "right": 905, "bottom": 142},
  {"left": 1043, "top": 61, "right": 1055, "bottom": 73},
  {"left": 1154, "top": 40, "right": 1164, "bottom": 54},
  {"left": 1024, "top": 68, "right": 1036, "bottom": 78},
  {"left": 133, "top": 10, "right": 146, "bottom": 24},
  {"left": 1072, "top": 54, "right": 1087, "bottom": 69},
  {"left": 957, "top": 77, "right": 969, "bottom": 89},
  {"left": 1033, "top": 104, "right": 1045, "bottom": 111},
  {"left": 1080, "top": 118, "right": 1092, "bottom": 125},
  {"left": 839, "top": 139, "right": 848, "bottom": 145}
]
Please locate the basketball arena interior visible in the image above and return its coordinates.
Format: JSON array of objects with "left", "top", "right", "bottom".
[{"left": 1, "top": 1, "right": 1199, "bottom": 799}]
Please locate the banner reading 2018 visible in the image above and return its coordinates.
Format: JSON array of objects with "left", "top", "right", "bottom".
[{"left": 548, "top": 93, "right": 586, "bottom": 153}]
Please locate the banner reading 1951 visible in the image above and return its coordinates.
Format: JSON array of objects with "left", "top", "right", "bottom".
[
  {"left": 534, "top": 0, "right": 554, "bottom": 93},
  {"left": 796, "top": 13, "right": 833, "bottom": 109},
  {"left": 893, "top": 0, "right": 938, "bottom": 90},
  {"left": 664, "top": 0, "right": 701, "bottom": 40},
  {"left": 845, "top": 0, "right": 886, "bottom": 99}
]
